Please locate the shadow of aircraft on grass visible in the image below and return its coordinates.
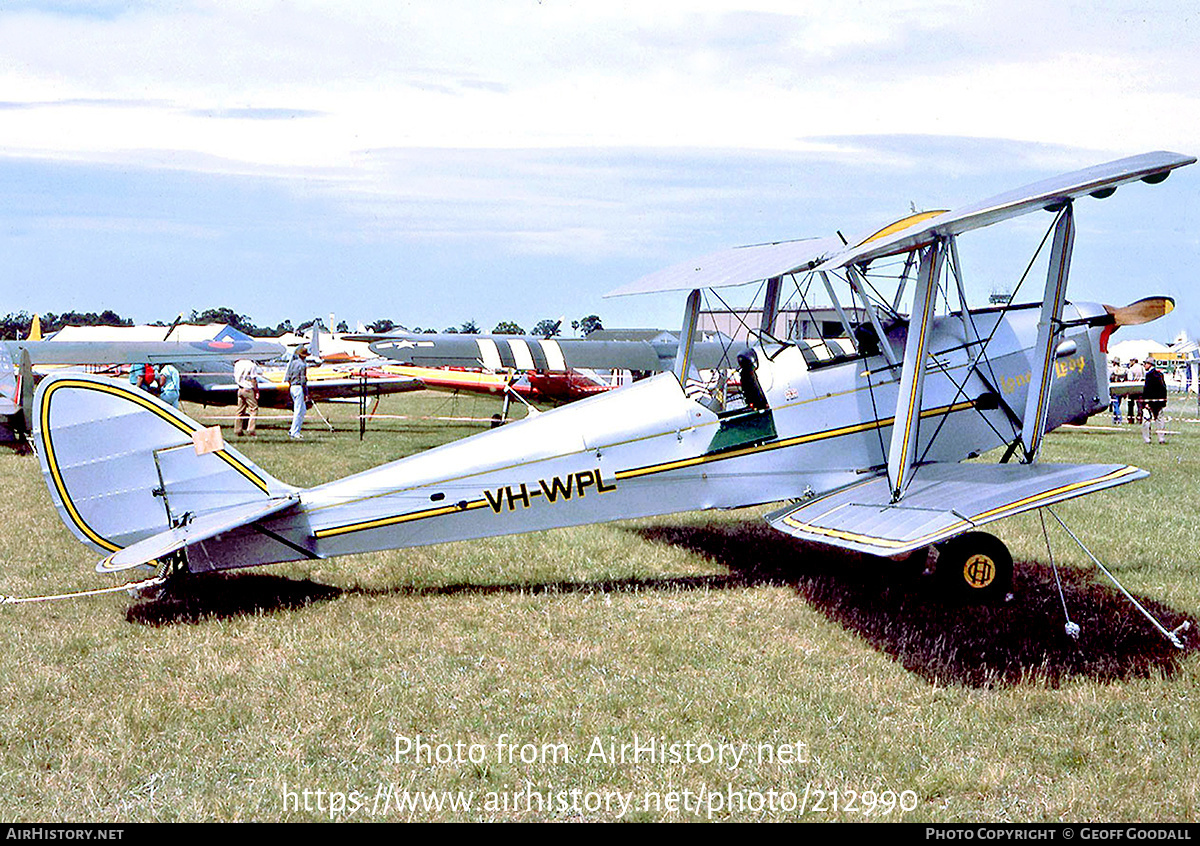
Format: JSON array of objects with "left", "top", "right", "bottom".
[
  {"left": 127, "top": 520, "right": 1195, "bottom": 689},
  {"left": 125, "top": 566, "right": 783, "bottom": 627},
  {"left": 630, "top": 521, "right": 1197, "bottom": 689}
]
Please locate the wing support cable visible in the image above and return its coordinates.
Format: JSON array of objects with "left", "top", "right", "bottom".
[
  {"left": 923, "top": 213, "right": 1064, "bottom": 463},
  {"left": 1041, "top": 508, "right": 1190, "bottom": 649},
  {"left": 913, "top": 347, "right": 1027, "bottom": 469},
  {"left": 908, "top": 235, "right": 1028, "bottom": 466},
  {"left": 705, "top": 283, "right": 766, "bottom": 363}
]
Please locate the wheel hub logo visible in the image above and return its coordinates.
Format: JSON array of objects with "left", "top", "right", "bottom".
[{"left": 964, "top": 554, "right": 996, "bottom": 588}]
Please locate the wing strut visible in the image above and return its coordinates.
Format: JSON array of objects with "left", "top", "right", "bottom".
[
  {"left": 673, "top": 289, "right": 702, "bottom": 382},
  {"left": 760, "top": 275, "right": 783, "bottom": 338},
  {"left": 886, "top": 238, "right": 945, "bottom": 501},
  {"left": 1020, "top": 203, "right": 1075, "bottom": 462},
  {"left": 847, "top": 267, "right": 900, "bottom": 369},
  {"left": 819, "top": 272, "right": 859, "bottom": 351}
]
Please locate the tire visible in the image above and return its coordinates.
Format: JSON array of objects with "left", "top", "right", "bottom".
[{"left": 935, "top": 532, "right": 1013, "bottom": 603}]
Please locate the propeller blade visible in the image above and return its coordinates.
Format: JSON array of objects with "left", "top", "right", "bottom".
[{"left": 1104, "top": 296, "right": 1174, "bottom": 327}]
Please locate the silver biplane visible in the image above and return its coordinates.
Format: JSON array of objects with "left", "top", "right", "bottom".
[{"left": 29, "top": 151, "right": 1193, "bottom": 613}]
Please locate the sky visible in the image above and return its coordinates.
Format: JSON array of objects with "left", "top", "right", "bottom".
[{"left": 0, "top": 1, "right": 1197, "bottom": 340}]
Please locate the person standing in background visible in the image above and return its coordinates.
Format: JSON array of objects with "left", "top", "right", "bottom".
[
  {"left": 1125, "top": 357, "right": 1146, "bottom": 423},
  {"left": 234, "top": 358, "right": 261, "bottom": 436},
  {"left": 286, "top": 346, "right": 309, "bottom": 440},
  {"left": 1142, "top": 358, "right": 1168, "bottom": 444},
  {"left": 157, "top": 362, "right": 181, "bottom": 408}
]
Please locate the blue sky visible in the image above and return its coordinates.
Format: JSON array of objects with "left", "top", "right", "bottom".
[{"left": 0, "top": 2, "right": 1196, "bottom": 340}]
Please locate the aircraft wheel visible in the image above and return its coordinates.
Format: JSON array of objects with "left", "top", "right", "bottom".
[{"left": 935, "top": 532, "right": 1013, "bottom": 603}]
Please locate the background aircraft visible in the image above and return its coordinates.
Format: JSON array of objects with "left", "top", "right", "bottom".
[
  {"left": 1, "top": 324, "right": 285, "bottom": 448},
  {"left": 178, "top": 360, "right": 423, "bottom": 409},
  {"left": 362, "top": 328, "right": 749, "bottom": 376},
  {"left": 5, "top": 323, "right": 285, "bottom": 368}
]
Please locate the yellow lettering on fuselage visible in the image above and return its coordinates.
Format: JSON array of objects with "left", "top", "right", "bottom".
[
  {"left": 485, "top": 468, "right": 617, "bottom": 514},
  {"left": 1055, "top": 355, "right": 1087, "bottom": 379},
  {"left": 1000, "top": 356, "right": 1087, "bottom": 394}
]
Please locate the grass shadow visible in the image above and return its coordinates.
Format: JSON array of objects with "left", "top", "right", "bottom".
[
  {"left": 126, "top": 562, "right": 793, "bottom": 626},
  {"left": 126, "top": 521, "right": 1196, "bottom": 691},
  {"left": 632, "top": 521, "right": 1197, "bottom": 688},
  {"left": 126, "top": 573, "right": 343, "bottom": 626}
]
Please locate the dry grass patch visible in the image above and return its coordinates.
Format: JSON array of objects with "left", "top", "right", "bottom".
[{"left": 0, "top": 392, "right": 1197, "bottom": 821}]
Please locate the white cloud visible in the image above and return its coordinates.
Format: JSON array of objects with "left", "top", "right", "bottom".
[
  {"left": 0, "top": 2, "right": 1195, "bottom": 334},
  {"left": 0, "top": 1, "right": 1195, "bottom": 175}
]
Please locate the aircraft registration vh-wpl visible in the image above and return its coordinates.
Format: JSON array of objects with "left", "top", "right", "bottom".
[{"left": 25, "top": 151, "right": 1196, "bottom": 643}]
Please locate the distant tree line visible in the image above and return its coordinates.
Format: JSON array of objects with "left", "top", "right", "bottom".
[
  {"left": 188, "top": 307, "right": 295, "bottom": 338},
  {"left": 0, "top": 310, "right": 132, "bottom": 340},
  {"left": 0, "top": 308, "right": 606, "bottom": 340}
]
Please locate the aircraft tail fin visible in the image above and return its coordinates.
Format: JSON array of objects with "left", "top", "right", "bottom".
[
  {"left": 27, "top": 315, "right": 42, "bottom": 341},
  {"left": 17, "top": 348, "right": 34, "bottom": 433},
  {"left": 33, "top": 373, "right": 295, "bottom": 557},
  {"left": 310, "top": 321, "right": 322, "bottom": 362}
]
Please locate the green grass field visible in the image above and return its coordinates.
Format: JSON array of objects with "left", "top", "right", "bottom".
[{"left": 1, "top": 390, "right": 1197, "bottom": 822}]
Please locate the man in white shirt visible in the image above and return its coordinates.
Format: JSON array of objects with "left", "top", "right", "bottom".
[{"left": 233, "top": 358, "right": 261, "bottom": 436}]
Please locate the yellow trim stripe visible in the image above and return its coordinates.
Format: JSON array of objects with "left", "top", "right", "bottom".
[
  {"left": 312, "top": 399, "right": 977, "bottom": 539},
  {"left": 314, "top": 499, "right": 490, "bottom": 539},
  {"left": 40, "top": 378, "right": 270, "bottom": 552},
  {"left": 780, "top": 465, "right": 1140, "bottom": 550},
  {"left": 859, "top": 210, "right": 948, "bottom": 246}
]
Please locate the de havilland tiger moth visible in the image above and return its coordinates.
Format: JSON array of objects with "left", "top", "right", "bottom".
[{"left": 28, "top": 151, "right": 1195, "bottom": 623}]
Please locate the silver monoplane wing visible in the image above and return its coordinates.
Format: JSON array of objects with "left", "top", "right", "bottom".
[
  {"left": 7, "top": 325, "right": 285, "bottom": 366},
  {"left": 767, "top": 462, "right": 1146, "bottom": 557}
]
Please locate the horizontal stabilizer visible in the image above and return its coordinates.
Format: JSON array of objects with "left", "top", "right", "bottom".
[
  {"left": 767, "top": 462, "right": 1146, "bottom": 557},
  {"left": 97, "top": 495, "right": 300, "bottom": 573}
]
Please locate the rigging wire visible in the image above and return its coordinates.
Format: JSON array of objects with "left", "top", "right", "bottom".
[{"left": 910, "top": 215, "right": 1063, "bottom": 470}]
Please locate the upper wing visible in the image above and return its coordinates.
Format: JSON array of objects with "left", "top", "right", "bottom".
[
  {"left": 605, "top": 237, "right": 843, "bottom": 298},
  {"left": 766, "top": 462, "right": 1146, "bottom": 557},
  {"left": 817, "top": 151, "right": 1195, "bottom": 270},
  {"left": 600, "top": 152, "right": 1194, "bottom": 297}
]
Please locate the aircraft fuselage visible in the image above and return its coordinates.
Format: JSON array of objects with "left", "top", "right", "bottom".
[{"left": 180, "top": 301, "right": 1108, "bottom": 573}]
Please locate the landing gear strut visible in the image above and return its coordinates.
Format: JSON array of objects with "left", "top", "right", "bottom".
[{"left": 128, "top": 550, "right": 190, "bottom": 601}]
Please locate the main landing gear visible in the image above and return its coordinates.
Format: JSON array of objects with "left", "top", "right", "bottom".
[{"left": 933, "top": 531, "right": 1014, "bottom": 603}]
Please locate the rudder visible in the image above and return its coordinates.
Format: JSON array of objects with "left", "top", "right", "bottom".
[{"left": 33, "top": 373, "right": 293, "bottom": 556}]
